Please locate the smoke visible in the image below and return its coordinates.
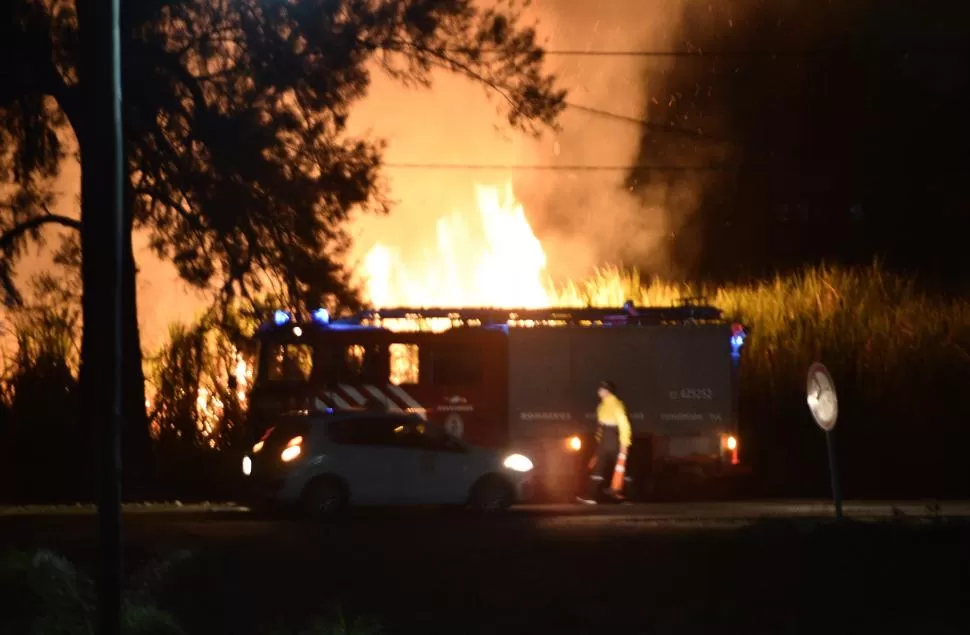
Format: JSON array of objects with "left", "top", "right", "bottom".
[
  {"left": 516, "top": 0, "right": 687, "bottom": 280},
  {"left": 347, "top": 0, "right": 688, "bottom": 285}
]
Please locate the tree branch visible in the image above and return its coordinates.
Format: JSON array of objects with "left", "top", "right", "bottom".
[
  {"left": 0, "top": 214, "right": 81, "bottom": 254},
  {"left": 0, "top": 213, "right": 81, "bottom": 307}
]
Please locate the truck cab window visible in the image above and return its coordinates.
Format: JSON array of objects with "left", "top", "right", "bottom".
[
  {"left": 341, "top": 344, "right": 382, "bottom": 383},
  {"left": 266, "top": 343, "right": 314, "bottom": 382},
  {"left": 389, "top": 343, "right": 420, "bottom": 385}
]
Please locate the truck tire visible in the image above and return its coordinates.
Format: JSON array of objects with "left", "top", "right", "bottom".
[
  {"left": 301, "top": 476, "right": 349, "bottom": 517},
  {"left": 469, "top": 475, "right": 514, "bottom": 513}
]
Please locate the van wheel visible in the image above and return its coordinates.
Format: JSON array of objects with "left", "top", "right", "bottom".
[
  {"left": 469, "top": 475, "right": 513, "bottom": 513},
  {"left": 301, "top": 477, "right": 348, "bottom": 517}
]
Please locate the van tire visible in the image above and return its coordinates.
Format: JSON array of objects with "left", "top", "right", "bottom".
[
  {"left": 301, "top": 476, "right": 348, "bottom": 517},
  {"left": 469, "top": 475, "right": 514, "bottom": 513}
]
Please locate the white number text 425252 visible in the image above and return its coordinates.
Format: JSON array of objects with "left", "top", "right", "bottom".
[{"left": 669, "top": 389, "right": 714, "bottom": 400}]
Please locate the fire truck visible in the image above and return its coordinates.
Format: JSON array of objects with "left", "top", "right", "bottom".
[{"left": 245, "top": 303, "right": 749, "bottom": 501}]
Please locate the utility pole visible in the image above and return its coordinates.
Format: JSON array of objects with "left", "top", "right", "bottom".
[
  {"left": 78, "top": 0, "right": 126, "bottom": 633},
  {"left": 99, "top": 0, "right": 125, "bottom": 625}
]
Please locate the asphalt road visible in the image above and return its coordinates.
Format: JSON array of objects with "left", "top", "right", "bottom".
[
  {"left": 4, "top": 498, "right": 970, "bottom": 519},
  {"left": 3, "top": 501, "right": 969, "bottom": 635}
]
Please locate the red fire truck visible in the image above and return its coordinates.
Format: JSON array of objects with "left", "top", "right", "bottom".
[{"left": 245, "top": 303, "right": 749, "bottom": 501}]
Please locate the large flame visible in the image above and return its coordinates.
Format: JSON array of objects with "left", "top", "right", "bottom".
[{"left": 364, "top": 182, "right": 553, "bottom": 309}]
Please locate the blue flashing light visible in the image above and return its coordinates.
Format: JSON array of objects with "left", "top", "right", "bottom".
[
  {"left": 730, "top": 332, "right": 746, "bottom": 356},
  {"left": 273, "top": 310, "right": 291, "bottom": 326},
  {"left": 311, "top": 308, "right": 330, "bottom": 324}
]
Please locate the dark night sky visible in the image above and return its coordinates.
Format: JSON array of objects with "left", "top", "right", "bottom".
[{"left": 627, "top": 0, "right": 970, "bottom": 285}]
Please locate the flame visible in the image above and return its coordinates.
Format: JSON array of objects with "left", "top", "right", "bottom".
[
  {"left": 233, "top": 352, "right": 252, "bottom": 404},
  {"left": 364, "top": 182, "right": 553, "bottom": 309},
  {"left": 146, "top": 345, "right": 253, "bottom": 442}
]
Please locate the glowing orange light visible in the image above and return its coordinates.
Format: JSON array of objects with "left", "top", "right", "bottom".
[
  {"left": 281, "top": 436, "right": 303, "bottom": 462},
  {"left": 567, "top": 435, "right": 582, "bottom": 452}
]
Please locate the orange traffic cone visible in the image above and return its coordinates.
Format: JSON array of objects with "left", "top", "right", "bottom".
[{"left": 609, "top": 451, "right": 627, "bottom": 495}]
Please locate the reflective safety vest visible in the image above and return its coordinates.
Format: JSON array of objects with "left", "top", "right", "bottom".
[{"left": 596, "top": 393, "right": 632, "bottom": 449}]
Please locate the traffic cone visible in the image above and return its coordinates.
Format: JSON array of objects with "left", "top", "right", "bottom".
[{"left": 609, "top": 451, "right": 627, "bottom": 495}]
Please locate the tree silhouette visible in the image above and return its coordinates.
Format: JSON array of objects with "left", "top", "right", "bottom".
[{"left": 1, "top": 0, "right": 565, "bottom": 492}]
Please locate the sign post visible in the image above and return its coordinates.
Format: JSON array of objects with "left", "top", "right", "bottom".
[{"left": 806, "top": 363, "right": 843, "bottom": 521}]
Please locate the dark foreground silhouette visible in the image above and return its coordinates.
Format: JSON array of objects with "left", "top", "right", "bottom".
[{"left": 1, "top": 508, "right": 968, "bottom": 634}]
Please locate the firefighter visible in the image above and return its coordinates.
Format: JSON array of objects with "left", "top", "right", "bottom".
[{"left": 577, "top": 380, "right": 632, "bottom": 504}]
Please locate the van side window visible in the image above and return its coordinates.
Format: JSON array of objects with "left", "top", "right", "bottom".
[
  {"left": 431, "top": 345, "right": 483, "bottom": 386},
  {"left": 389, "top": 343, "right": 420, "bottom": 385},
  {"left": 327, "top": 417, "right": 420, "bottom": 448}
]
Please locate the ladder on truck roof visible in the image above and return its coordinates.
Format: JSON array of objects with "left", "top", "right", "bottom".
[{"left": 335, "top": 300, "right": 723, "bottom": 327}]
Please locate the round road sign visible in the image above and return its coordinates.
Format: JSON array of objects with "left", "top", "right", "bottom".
[{"left": 806, "top": 362, "right": 838, "bottom": 431}]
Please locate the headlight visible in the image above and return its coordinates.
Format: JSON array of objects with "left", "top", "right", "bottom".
[
  {"left": 242, "top": 456, "right": 252, "bottom": 476},
  {"left": 726, "top": 435, "right": 738, "bottom": 451},
  {"left": 280, "top": 435, "right": 303, "bottom": 462},
  {"left": 566, "top": 435, "right": 582, "bottom": 452},
  {"left": 503, "top": 453, "right": 534, "bottom": 472}
]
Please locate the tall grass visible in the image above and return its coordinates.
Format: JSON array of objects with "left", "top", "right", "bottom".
[
  {"left": 143, "top": 309, "right": 256, "bottom": 500},
  {"left": 0, "top": 275, "right": 82, "bottom": 502},
  {"left": 0, "top": 278, "right": 258, "bottom": 502}
]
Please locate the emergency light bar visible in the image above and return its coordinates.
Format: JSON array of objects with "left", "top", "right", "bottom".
[
  {"left": 258, "top": 303, "right": 727, "bottom": 332},
  {"left": 341, "top": 304, "right": 723, "bottom": 326},
  {"left": 273, "top": 310, "right": 291, "bottom": 326}
]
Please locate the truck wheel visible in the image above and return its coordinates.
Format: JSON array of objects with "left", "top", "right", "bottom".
[
  {"left": 469, "top": 475, "right": 513, "bottom": 513},
  {"left": 301, "top": 476, "right": 348, "bottom": 518}
]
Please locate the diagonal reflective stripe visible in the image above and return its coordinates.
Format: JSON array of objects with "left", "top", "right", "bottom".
[
  {"left": 364, "top": 385, "right": 403, "bottom": 412},
  {"left": 338, "top": 384, "right": 367, "bottom": 406},
  {"left": 387, "top": 384, "right": 427, "bottom": 419},
  {"left": 325, "top": 392, "right": 352, "bottom": 409},
  {"left": 314, "top": 397, "right": 331, "bottom": 411}
]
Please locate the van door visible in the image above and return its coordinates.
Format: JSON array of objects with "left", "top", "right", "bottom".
[{"left": 325, "top": 417, "right": 420, "bottom": 504}]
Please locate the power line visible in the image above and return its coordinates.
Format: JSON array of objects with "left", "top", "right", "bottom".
[
  {"left": 563, "top": 102, "right": 716, "bottom": 138},
  {"left": 535, "top": 48, "right": 970, "bottom": 57},
  {"left": 383, "top": 163, "right": 737, "bottom": 171},
  {"left": 382, "top": 162, "right": 970, "bottom": 172},
  {"left": 567, "top": 102, "right": 643, "bottom": 126}
]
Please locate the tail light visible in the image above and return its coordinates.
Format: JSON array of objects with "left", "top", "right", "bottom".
[
  {"left": 252, "top": 425, "right": 276, "bottom": 454},
  {"left": 721, "top": 434, "right": 739, "bottom": 465}
]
